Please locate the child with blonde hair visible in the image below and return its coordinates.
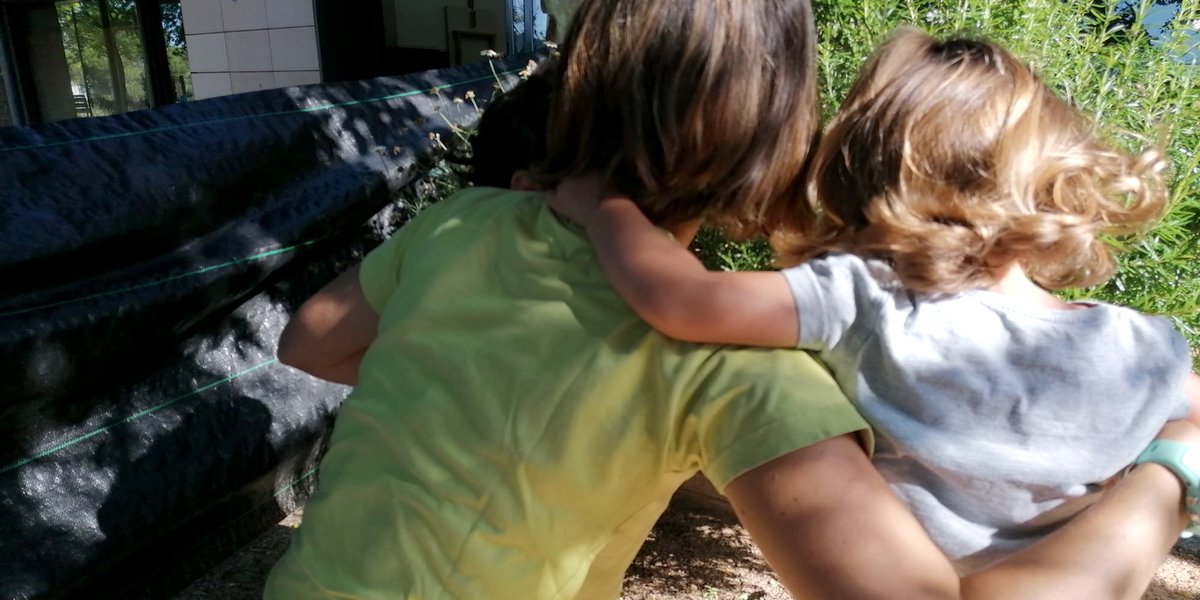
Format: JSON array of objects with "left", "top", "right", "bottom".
[{"left": 551, "top": 27, "right": 1200, "bottom": 571}]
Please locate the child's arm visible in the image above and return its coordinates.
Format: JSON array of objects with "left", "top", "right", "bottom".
[
  {"left": 278, "top": 266, "right": 379, "bottom": 386},
  {"left": 728, "top": 422, "right": 1200, "bottom": 600},
  {"left": 559, "top": 194, "right": 798, "bottom": 348},
  {"left": 1185, "top": 373, "right": 1200, "bottom": 427}
]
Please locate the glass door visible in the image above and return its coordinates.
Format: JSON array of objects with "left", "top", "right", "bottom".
[
  {"left": 0, "top": 0, "right": 188, "bottom": 126},
  {"left": 51, "top": 0, "right": 149, "bottom": 120},
  {"left": 508, "top": 0, "right": 547, "bottom": 54},
  {"left": 159, "top": 0, "right": 191, "bottom": 102},
  {"left": 540, "top": 0, "right": 579, "bottom": 42},
  {"left": 0, "top": 57, "right": 13, "bottom": 127},
  {"left": 508, "top": 0, "right": 581, "bottom": 52}
]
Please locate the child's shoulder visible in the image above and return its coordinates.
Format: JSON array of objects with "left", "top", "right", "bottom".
[
  {"left": 1086, "top": 300, "right": 1188, "bottom": 342},
  {"left": 790, "top": 253, "right": 902, "bottom": 289},
  {"left": 1039, "top": 301, "right": 1190, "bottom": 370},
  {"left": 408, "top": 186, "right": 544, "bottom": 225},
  {"left": 442, "top": 185, "right": 543, "bottom": 209}
]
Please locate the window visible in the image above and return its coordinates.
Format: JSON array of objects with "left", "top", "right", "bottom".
[
  {"left": 0, "top": 57, "right": 13, "bottom": 127},
  {"left": 160, "top": 0, "right": 190, "bottom": 102},
  {"left": 0, "top": 0, "right": 190, "bottom": 126},
  {"left": 53, "top": 0, "right": 151, "bottom": 120},
  {"left": 509, "top": 0, "right": 546, "bottom": 54}
]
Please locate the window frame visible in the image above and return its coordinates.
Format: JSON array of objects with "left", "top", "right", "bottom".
[{"left": 0, "top": 0, "right": 179, "bottom": 127}]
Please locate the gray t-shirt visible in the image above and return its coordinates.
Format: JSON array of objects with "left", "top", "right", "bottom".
[{"left": 783, "top": 253, "right": 1191, "bottom": 572}]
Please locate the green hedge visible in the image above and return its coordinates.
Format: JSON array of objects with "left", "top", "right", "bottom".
[
  {"left": 773, "top": 0, "right": 1199, "bottom": 360},
  {"left": 417, "top": 0, "right": 1200, "bottom": 362}
]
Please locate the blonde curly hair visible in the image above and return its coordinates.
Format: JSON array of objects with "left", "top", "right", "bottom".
[{"left": 773, "top": 27, "right": 1168, "bottom": 293}]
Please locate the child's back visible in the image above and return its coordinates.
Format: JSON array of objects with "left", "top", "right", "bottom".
[
  {"left": 770, "top": 28, "right": 1195, "bottom": 568},
  {"left": 785, "top": 251, "right": 1190, "bottom": 570},
  {"left": 784, "top": 27, "right": 1193, "bottom": 564}
]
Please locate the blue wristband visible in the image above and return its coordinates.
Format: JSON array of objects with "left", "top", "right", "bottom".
[{"left": 1134, "top": 440, "right": 1200, "bottom": 539}]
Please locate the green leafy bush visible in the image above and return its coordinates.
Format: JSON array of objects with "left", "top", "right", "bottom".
[
  {"left": 815, "top": 0, "right": 1200, "bottom": 360},
  {"left": 735, "top": 0, "right": 1200, "bottom": 360},
  {"left": 421, "top": 1, "right": 1200, "bottom": 361}
]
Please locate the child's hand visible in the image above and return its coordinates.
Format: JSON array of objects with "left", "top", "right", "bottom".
[
  {"left": 545, "top": 189, "right": 597, "bottom": 226},
  {"left": 545, "top": 179, "right": 603, "bottom": 226},
  {"left": 544, "top": 172, "right": 636, "bottom": 228}
]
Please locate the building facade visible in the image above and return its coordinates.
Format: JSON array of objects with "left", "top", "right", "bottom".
[{"left": 0, "top": 0, "right": 561, "bottom": 127}]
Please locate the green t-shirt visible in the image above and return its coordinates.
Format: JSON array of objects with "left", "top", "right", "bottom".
[{"left": 264, "top": 187, "right": 869, "bottom": 600}]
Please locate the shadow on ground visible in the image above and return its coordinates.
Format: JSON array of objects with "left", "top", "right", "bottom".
[
  {"left": 622, "top": 495, "right": 782, "bottom": 599},
  {"left": 173, "top": 489, "right": 1200, "bottom": 600},
  {"left": 172, "top": 491, "right": 790, "bottom": 600}
]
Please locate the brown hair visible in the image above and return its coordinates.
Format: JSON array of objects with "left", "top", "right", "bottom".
[
  {"left": 775, "top": 27, "right": 1168, "bottom": 292},
  {"left": 532, "top": 0, "right": 821, "bottom": 239},
  {"left": 470, "top": 61, "right": 555, "bottom": 188}
]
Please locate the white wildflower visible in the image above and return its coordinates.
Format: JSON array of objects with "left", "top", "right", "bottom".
[
  {"left": 519, "top": 60, "right": 538, "bottom": 79},
  {"left": 429, "top": 131, "right": 447, "bottom": 151}
]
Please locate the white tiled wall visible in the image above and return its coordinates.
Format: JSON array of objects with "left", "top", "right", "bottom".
[
  {"left": 181, "top": 0, "right": 321, "bottom": 100},
  {"left": 226, "top": 30, "right": 273, "bottom": 71},
  {"left": 273, "top": 70, "right": 322, "bottom": 87},
  {"left": 266, "top": 0, "right": 315, "bottom": 28},
  {"left": 181, "top": 0, "right": 224, "bottom": 34},
  {"left": 221, "top": 0, "right": 268, "bottom": 31},
  {"left": 230, "top": 71, "right": 276, "bottom": 93},
  {"left": 269, "top": 27, "right": 320, "bottom": 71},
  {"left": 191, "top": 72, "right": 233, "bottom": 99},
  {"left": 185, "top": 32, "right": 228, "bottom": 72}
]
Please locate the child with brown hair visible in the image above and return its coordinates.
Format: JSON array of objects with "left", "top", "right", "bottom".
[
  {"left": 551, "top": 27, "right": 1200, "bottom": 572},
  {"left": 268, "top": 0, "right": 883, "bottom": 597}
]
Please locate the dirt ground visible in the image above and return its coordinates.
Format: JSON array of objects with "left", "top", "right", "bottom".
[{"left": 174, "top": 483, "right": 1200, "bottom": 600}]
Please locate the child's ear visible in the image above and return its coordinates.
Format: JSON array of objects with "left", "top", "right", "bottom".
[{"left": 510, "top": 170, "right": 541, "bottom": 191}]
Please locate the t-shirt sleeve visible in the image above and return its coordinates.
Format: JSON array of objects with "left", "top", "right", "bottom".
[
  {"left": 357, "top": 188, "right": 487, "bottom": 312},
  {"left": 1134, "top": 313, "right": 1194, "bottom": 422},
  {"left": 692, "top": 347, "right": 873, "bottom": 491},
  {"left": 358, "top": 223, "right": 417, "bottom": 312},
  {"left": 780, "top": 253, "right": 889, "bottom": 352},
  {"left": 1168, "top": 333, "right": 1192, "bottom": 422}
]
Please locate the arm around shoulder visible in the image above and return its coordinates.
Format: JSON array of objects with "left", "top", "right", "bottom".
[
  {"left": 1185, "top": 373, "right": 1200, "bottom": 427},
  {"left": 724, "top": 436, "right": 960, "bottom": 600},
  {"left": 725, "top": 434, "right": 960, "bottom": 599},
  {"left": 566, "top": 196, "right": 799, "bottom": 347},
  {"left": 725, "top": 425, "right": 1196, "bottom": 600}
]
